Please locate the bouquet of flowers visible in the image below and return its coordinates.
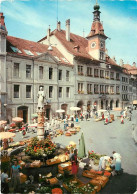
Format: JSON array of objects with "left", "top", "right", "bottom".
[{"left": 25, "top": 137, "right": 56, "bottom": 158}]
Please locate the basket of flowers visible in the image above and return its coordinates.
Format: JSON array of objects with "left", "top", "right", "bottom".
[
  {"left": 24, "top": 137, "right": 56, "bottom": 159},
  {"left": 79, "top": 183, "right": 96, "bottom": 194}
]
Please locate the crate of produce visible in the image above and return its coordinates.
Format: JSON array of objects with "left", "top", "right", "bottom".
[
  {"left": 20, "top": 173, "right": 27, "bottom": 184},
  {"left": 58, "top": 162, "right": 72, "bottom": 171},
  {"left": 79, "top": 183, "right": 96, "bottom": 194},
  {"left": 90, "top": 176, "right": 109, "bottom": 188},
  {"left": 90, "top": 169, "right": 103, "bottom": 175},
  {"left": 48, "top": 177, "right": 58, "bottom": 185},
  {"left": 82, "top": 170, "right": 97, "bottom": 179},
  {"left": 103, "top": 171, "right": 111, "bottom": 177},
  {"left": 46, "top": 158, "right": 61, "bottom": 166},
  {"left": 63, "top": 178, "right": 83, "bottom": 192},
  {"left": 89, "top": 181, "right": 101, "bottom": 192}
]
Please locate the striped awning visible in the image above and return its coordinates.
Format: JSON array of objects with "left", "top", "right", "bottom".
[{"left": 133, "top": 100, "right": 137, "bottom": 104}]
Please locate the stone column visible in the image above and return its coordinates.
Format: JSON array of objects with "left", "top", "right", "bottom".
[{"left": 37, "top": 110, "right": 45, "bottom": 141}]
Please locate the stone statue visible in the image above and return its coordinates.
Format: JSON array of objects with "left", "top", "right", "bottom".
[{"left": 37, "top": 87, "right": 45, "bottom": 110}]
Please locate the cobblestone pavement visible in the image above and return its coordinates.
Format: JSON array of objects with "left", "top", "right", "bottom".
[{"left": 12, "top": 110, "right": 137, "bottom": 193}]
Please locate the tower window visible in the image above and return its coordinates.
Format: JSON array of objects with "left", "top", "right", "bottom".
[{"left": 100, "top": 52, "right": 104, "bottom": 60}]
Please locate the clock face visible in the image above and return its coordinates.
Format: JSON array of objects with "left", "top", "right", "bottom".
[{"left": 91, "top": 42, "right": 96, "bottom": 48}]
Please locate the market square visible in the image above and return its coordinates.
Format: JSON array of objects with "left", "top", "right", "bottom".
[{"left": 0, "top": 0, "right": 137, "bottom": 193}]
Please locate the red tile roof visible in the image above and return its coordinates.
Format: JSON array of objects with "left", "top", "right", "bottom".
[
  {"left": 123, "top": 64, "right": 137, "bottom": 75},
  {"left": 7, "top": 35, "right": 73, "bottom": 66},
  {"left": 87, "top": 21, "right": 107, "bottom": 39},
  {"left": 39, "top": 29, "right": 120, "bottom": 68}
]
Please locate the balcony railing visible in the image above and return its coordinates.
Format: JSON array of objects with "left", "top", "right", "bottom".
[
  {"left": 105, "top": 92, "right": 109, "bottom": 94},
  {"left": 100, "top": 76, "right": 104, "bottom": 78},
  {"left": 116, "top": 78, "right": 120, "bottom": 81},
  {"left": 87, "top": 74, "right": 93, "bottom": 77},
  {"left": 94, "top": 91, "right": 99, "bottom": 94},
  {"left": 87, "top": 91, "right": 92, "bottom": 94},
  {"left": 116, "top": 92, "right": 120, "bottom": 95},
  {"left": 110, "top": 92, "right": 114, "bottom": 95},
  {"left": 94, "top": 75, "right": 99, "bottom": 78},
  {"left": 105, "top": 76, "right": 110, "bottom": 79},
  {"left": 78, "top": 72, "right": 84, "bottom": 76},
  {"left": 78, "top": 91, "right": 84, "bottom": 94},
  {"left": 100, "top": 92, "right": 105, "bottom": 94},
  {"left": 110, "top": 77, "right": 114, "bottom": 80}
]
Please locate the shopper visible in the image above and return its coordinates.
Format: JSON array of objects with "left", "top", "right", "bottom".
[
  {"left": 1, "top": 169, "right": 9, "bottom": 193},
  {"left": 121, "top": 115, "right": 124, "bottom": 124},
  {"left": 11, "top": 160, "right": 22, "bottom": 192},
  {"left": 71, "top": 149, "right": 79, "bottom": 180},
  {"left": 98, "top": 156, "right": 111, "bottom": 171}
]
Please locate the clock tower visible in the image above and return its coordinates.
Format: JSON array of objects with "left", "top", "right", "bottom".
[{"left": 86, "top": 2, "right": 107, "bottom": 61}]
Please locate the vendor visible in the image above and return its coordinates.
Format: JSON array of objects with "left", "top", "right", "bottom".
[{"left": 98, "top": 156, "right": 111, "bottom": 171}]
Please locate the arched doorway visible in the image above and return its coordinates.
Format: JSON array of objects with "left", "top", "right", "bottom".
[
  {"left": 77, "top": 100, "right": 84, "bottom": 110},
  {"left": 93, "top": 101, "right": 98, "bottom": 111},
  {"left": 116, "top": 99, "right": 119, "bottom": 107},
  {"left": 61, "top": 104, "right": 68, "bottom": 119},
  {"left": 44, "top": 104, "right": 51, "bottom": 120},
  {"left": 101, "top": 100, "right": 103, "bottom": 109},
  {"left": 17, "top": 106, "right": 28, "bottom": 123},
  {"left": 110, "top": 100, "right": 113, "bottom": 110}
]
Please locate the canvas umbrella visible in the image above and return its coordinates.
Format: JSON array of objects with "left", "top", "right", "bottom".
[
  {"left": 0, "top": 132, "right": 15, "bottom": 140},
  {"left": 31, "top": 113, "right": 38, "bottom": 118},
  {"left": 12, "top": 117, "right": 23, "bottom": 122},
  {"left": 0, "top": 120, "right": 7, "bottom": 126},
  {"left": 78, "top": 132, "right": 86, "bottom": 159},
  {"left": 56, "top": 109, "right": 65, "bottom": 113},
  {"left": 70, "top": 107, "right": 81, "bottom": 111}
]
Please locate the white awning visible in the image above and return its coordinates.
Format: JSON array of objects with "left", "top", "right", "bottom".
[{"left": 133, "top": 100, "right": 137, "bottom": 104}]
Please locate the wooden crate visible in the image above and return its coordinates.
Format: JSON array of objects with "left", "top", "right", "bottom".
[
  {"left": 90, "top": 176, "right": 109, "bottom": 188},
  {"left": 63, "top": 178, "right": 83, "bottom": 192},
  {"left": 46, "top": 158, "right": 61, "bottom": 166},
  {"left": 48, "top": 177, "right": 58, "bottom": 185},
  {"left": 89, "top": 182, "right": 101, "bottom": 192},
  {"left": 20, "top": 173, "right": 27, "bottom": 184},
  {"left": 82, "top": 170, "right": 97, "bottom": 179},
  {"left": 58, "top": 162, "right": 72, "bottom": 171},
  {"left": 79, "top": 183, "right": 96, "bottom": 194}
]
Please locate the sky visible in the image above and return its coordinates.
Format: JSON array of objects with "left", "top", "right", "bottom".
[{"left": 0, "top": 0, "right": 137, "bottom": 65}]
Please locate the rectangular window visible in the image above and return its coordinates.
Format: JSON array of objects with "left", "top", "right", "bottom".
[
  {"left": 39, "top": 66, "right": 43, "bottom": 79},
  {"left": 116, "top": 86, "right": 120, "bottom": 94},
  {"left": 14, "top": 63, "right": 19, "bottom": 77},
  {"left": 66, "top": 71, "right": 69, "bottom": 81},
  {"left": 87, "top": 84, "right": 92, "bottom": 94},
  {"left": 105, "top": 85, "right": 109, "bottom": 93},
  {"left": 26, "top": 85, "right": 31, "bottom": 98},
  {"left": 94, "top": 84, "right": 98, "bottom": 94},
  {"left": 100, "top": 52, "right": 104, "bottom": 60},
  {"left": 94, "top": 69, "right": 99, "bottom": 77},
  {"left": 26, "top": 65, "right": 31, "bottom": 78},
  {"left": 49, "top": 68, "right": 53, "bottom": 80},
  {"left": 78, "top": 83, "right": 84, "bottom": 93},
  {"left": 116, "top": 73, "right": 120, "bottom": 80},
  {"left": 66, "top": 87, "right": 70, "bottom": 98},
  {"left": 110, "top": 72, "right": 114, "bottom": 79},
  {"left": 59, "top": 87, "right": 62, "bottom": 98},
  {"left": 100, "top": 85, "right": 104, "bottom": 93},
  {"left": 78, "top": 66, "right": 83, "bottom": 75},
  {"left": 49, "top": 86, "right": 53, "bottom": 98},
  {"left": 105, "top": 71, "right": 109, "bottom": 78},
  {"left": 14, "top": 85, "right": 19, "bottom": 98},
  {"left": 110, "top": 86, "right": 114, "bottom": 94},
  {"left": 58, "top": 69, "right": 62, "bottom": 80},
  {"left": 87, "top": 67, "right": 92, "bottom": 76},
  {"left": 100, "top": 70, "right": 104, "bottom": 78}
]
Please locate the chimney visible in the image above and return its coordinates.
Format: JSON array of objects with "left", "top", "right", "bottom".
[
  {"left": 119, "top": 59, "right": 124, "bottom": 66},
  {"left": 47, "top": 25, "right": 51, "bottom": 45},
  {"left": 66, "top": 19, "right": 70, "bottom": 41},
  {"left": 133, "top": 62, "right": 136, "bottom": 67},
  {"left": 0, "top": 12, "right": 7, "bottom": 31},
  {"left": 112, "top": 56, "right": 116, "bottom": 62},
  {"left": 57, "top": 21, "right": 61, "bottom": 31}
]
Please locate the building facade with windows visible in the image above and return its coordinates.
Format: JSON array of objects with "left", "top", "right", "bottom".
[
  {"left": 0, "top": 13, "right": 74, "bottom": 122},
  {"left": 39, "top": 3, "right": 136, "bottom": 111}
]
